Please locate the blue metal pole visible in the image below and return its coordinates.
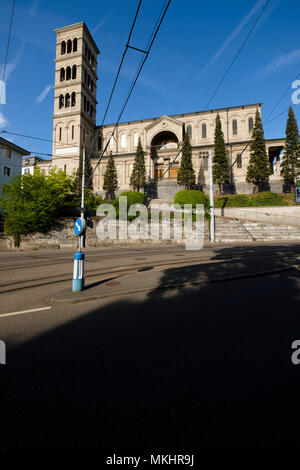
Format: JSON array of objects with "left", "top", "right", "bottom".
[{"left": 72, "top": 250, "right": 85, "bottom": 291}]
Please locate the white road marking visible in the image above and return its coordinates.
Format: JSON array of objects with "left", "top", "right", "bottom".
[{"left": 0, "top": 306, "right": 51, "bottom": 319}]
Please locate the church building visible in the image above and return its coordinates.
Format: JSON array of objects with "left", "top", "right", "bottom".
[{"left": 48, "top": 21, "right": 285, "bottom": 197}]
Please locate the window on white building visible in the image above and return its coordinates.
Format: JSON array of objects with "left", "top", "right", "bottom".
[
  {"left": 2, "top": 148, "right": 11, "bottom": 158},
  {"left": 133, "top": 132, "right": 138, "bottom": 147},
  {"left": 3, "top": 166, "right": 11, "bottom": 177},
  {"left": 121, "top": 134, "right": 127, "bottom": 148}
]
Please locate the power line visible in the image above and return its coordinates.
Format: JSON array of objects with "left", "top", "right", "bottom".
[
  {"left": 0, "top": 130, "right": 65, "bottom": 145},
  {"left": 264, "top": 73, "right": 300, "bottom": 123},
  {"left": 205, "top": 0, "right": 271, "bottom": 110},
  {"left": 0, "top": 0, "right": 16, "bottom": 99},
  {"left": 92, "top": 0, "right": 171, "bottom": 175}
]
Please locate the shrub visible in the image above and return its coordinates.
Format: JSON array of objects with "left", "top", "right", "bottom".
[
  {"left": 174, "top": 190, "right": 208, "bottom": 209},
  {"left": 117, "top": 191, "right": 145, "bottom": 208},
  {"left": 252, "top": 192, "right": 285, "bottom": 206}
]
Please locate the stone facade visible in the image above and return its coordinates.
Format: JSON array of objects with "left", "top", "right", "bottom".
[{"left": 46, "top": 22, "right": 286, "bottom": 198}]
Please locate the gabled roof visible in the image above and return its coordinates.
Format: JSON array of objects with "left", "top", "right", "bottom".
[{"left": 0, "top": 136, "right": 30, "bottom": 155}]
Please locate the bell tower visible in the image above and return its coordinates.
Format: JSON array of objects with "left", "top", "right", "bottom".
[{"left": 52, "top": 22, "right": 99, "bottom": 174}]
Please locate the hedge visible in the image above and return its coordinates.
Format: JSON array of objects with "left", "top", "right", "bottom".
[{"left": 214, "top": 192, "right": 295, "bottom": 208}]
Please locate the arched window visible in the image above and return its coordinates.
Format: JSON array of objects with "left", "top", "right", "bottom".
[
  {"left": 248, "top": 117, "right": 254, "bottom": 133},
  {"left": 59, "top": 94, "right": 64, "bottom": 109},
  {"left": 84, "top": 69, "right": 87, "bottom": 84},
  {"left": 187, "top": 125, "right": 192, "bottom": 138},
  {"left": 64, "top": 164, "right": 66, "bottom": 174},
  {"left": 202, "top": 123, "right": 207, "bottom": 139},
  {"left": 237, "top": 154, "right": 242, "bottom": 168},
  {"left": 133, "top": 132, "right": 138, "bottom": 147},
  {"left": 88, "top": 49, "right": 91, "bottom": 62},
  {"left": 97, "top": 136, "right": 102, "bottom": 150},
  {"left": 59, "top": 127, "right": 62, "bottom": 141},
  {"left": 60, "top": 68, "right": 65, "bottom": 82},
  {"left": 83, "top": 96, "right": 87, "bottom": 111},
  {"left": 71, "top": 92, "right": 76, "bottom": 107},
  {"left": 67, "top": 39, "right": 72, "bottom": 53},
  {"left": 232, "top": 119, "right": 238, "bottom": 135},
  {"left": 71, "top": 125, "right": 74, "bottom": 140},
  {"left": 121, "top": 134, "right": 126, "bottom": 148},
  {"left": 87, "top": 101, "right": 90, "bottom": 113},
  {"left": 65, "top": 93, "right": 70, "bottom": 107},
  {"left": 61, "top": 41, "right": 66, "bottom": 55},
  {"left": 83, "top": 128, "right": 86, "bottom": 144},
  {"left": 88, "top": 75, "right": 91, "bottom": 89},
  {"left": 73, "top": 38, "right": 77, "bottom": 52},
  {"left": 72, "top": 65, "right": 76, "bottom": 79},
  {"left": 66, "top": 66, "right": 71, "bottom": 80}
]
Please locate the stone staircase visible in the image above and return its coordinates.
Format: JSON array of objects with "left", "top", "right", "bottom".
[{"left": 215, "top": 216, "right": 300, "bottom": 243}]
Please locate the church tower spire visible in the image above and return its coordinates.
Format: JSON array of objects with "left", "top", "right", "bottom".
[{"left": 52, "top": 21, "right": 99, "bottom": 174}]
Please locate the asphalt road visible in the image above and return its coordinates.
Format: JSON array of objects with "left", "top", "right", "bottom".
[{"left": 1, "top": 242, "right": 300, "bottom": 450}]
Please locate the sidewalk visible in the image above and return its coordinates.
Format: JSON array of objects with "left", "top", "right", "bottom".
[{"left": 48, "top": 255, "right": 295, "bottom": 305}]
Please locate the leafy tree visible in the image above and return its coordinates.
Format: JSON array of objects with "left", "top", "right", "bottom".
[
  {"left": 130, "top": 137, "right": 147, "bottom": 192},
  {"left": 103, "top": 152, "right": 118, "bottom": 199},
  {"left": 177, "top": 131, "right": 195, "bottom": 189},
  {"left": 213, "top": 114, "right": 230, "bottom": 195},
  {"left": 281, "top": 106, "right": 300, "bottom": 192},
  {"left": 74, "top": 150, "right": 93, "bottom": 193},
  {"left": 246, "top": 109, "right": 271, "bottom": 194},
  {"left": 0, "top": 168, "right": 73, "bottom": 246}
]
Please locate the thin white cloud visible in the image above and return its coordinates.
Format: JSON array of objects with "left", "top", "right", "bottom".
[
  {"left": 260, "top": 48, "right": 300, "bottom": 76},
  {"left": 198, "top": 0, "right": 266, "bottom": 77},
  {"left": 0, "top": 111, "right": 8, "bottom": 128},
  {"left": 29, "top": 0, "right": 39, "bottom": 17},
  {"left": 35, "top": 84, "right": 52, "bottom": 104}
]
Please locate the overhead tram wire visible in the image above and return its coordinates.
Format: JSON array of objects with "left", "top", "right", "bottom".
[
  {"left": 204, "top": 0, "right": 271, "bottom": 111},
  {"left": 265, "top": 72, "right": 300, "bottom": 123},
  {"left": 88, "top": 0, "right": 143, "bottom": 162},
  {"left": 158, "top": 0, "right": 272, "bottom": 181},
  {"left": 0, "top": 0, "right": 15, "bottom": 99},
  {"left": 92, "top": 0, "right": 171, "bottom": 176}
]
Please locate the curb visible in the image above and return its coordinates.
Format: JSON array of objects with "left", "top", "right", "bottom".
[{"left": 48, "top": 265, "right": 295, "bottom": 305}]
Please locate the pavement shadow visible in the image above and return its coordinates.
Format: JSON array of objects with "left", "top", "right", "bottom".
[{"left": 1, "top": 243, "right": 300, "bottom": 450}]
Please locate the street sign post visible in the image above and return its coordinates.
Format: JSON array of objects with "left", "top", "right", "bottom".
[{"left": 72, "top": 149, "right": 87, "bottom": 292}]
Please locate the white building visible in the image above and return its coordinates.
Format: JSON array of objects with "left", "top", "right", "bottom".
[
  {"left": 0, "top": 136, "right": 30, "bottom": 195},
  {"left": 22, "top": 155, "right": 52, "bottom": 175}
]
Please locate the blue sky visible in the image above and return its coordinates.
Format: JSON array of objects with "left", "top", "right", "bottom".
[{"left": 0, "top": 0, "right": 300, "bottom": 158}]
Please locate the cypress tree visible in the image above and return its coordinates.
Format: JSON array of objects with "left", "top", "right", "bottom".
[
  {"left": 246, "top": 109, "right": 271, "bottom": 194},
  {"left": 281, "top": 106, "right": 300, "bottom": 192},
  {"left": 213, "top": 114, "right": 230, "bottom": 195},
  {"left": 75, "top": 151, "right": 93, "bottom": 193},
  {"left": 177, "top": 131, "right": 195, "bottom": 189},
  {"left": 103, "top": 152, "right": 118, "bottom": 200},
  {"left": 130, "top": 137, "right": 146, "bottom": 192}
]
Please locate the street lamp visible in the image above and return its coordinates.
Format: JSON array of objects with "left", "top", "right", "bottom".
[{"left": 200, "top": 150, "right": 215, "bottom": 243}]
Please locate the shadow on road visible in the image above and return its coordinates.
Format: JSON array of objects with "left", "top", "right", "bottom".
[{"left": 1, "top": 243, "right": 300, "bottom": 450}]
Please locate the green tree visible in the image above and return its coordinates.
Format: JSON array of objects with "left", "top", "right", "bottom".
[
  {"left": 213, "top": 114, "right": 230, "bottom": 195},
  {"left": 281, "top": 106, "right": 300, "bottom": 192},
  {"left": 130, "top": 137, "right": 146, "bottom": 192},
  {"left": 177, "top": 131, "right": 195, "bottom": 189},
  {"left": 74, "top": 150, "right": 93, "bottom": 193},
  {"left": 246, "top": 109, "right": 271, "bottom": 194},
  {"left": 103, "top": 152, "right": 118, "bottom": 199},
  {"left": 0, "top": 168, "right": 73, "bottom": 247}
]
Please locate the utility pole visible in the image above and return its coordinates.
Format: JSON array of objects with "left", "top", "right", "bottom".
[{"left": 209, "top": 149, "right": 215, "bottom": 243}]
